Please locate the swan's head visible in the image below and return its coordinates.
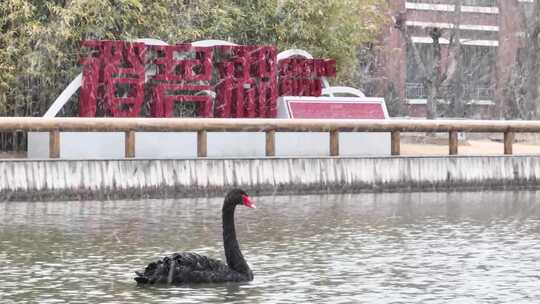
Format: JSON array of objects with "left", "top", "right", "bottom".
[{"left": 226, "top": 188, "right": 255, "bottom": 209}]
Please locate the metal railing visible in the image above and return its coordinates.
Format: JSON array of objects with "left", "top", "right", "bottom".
[
  {"left": 407, "top": 0, "right": 497, "bottom": 6},
  {"left": 0, "top": 117, "right": 537, "bottom": 158},
  {"left": 405, "top": 82, "right": 494, "bottom": 100},
  {"left": 473, "top": 87, "right": 494, "bottom": 100},
  {"left": 405, "top": 83, "right": 426, "bottom": 99}
]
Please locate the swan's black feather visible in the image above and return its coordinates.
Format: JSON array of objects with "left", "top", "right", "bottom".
[{"left": 135, "top": 252, "right": 250, "bottom": 284}]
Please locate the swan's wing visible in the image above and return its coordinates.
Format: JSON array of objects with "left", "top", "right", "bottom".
[
  {"left": 134, "top": 252, "right": 228, "bottom": 284},
  {"left": 171, "top": 252, "right": 228, "bottom": 271},
  {"left": 181, "top": 269, "right": 249, "bottom": 283}
]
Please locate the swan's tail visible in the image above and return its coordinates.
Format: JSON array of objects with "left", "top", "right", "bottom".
[
  {"left": 134, "top": 271, "right": 150, "bottom": 284},
  {"left": 134, "top": 261, "right": 162, "bottom": 284},
  {"left": 134, "top": 257, "right": 176, "bottom": 284}
]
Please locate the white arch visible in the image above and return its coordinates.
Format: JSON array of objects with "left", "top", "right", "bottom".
[
  {"left": 44, "top": 74, "right": 83, "bottom": 117},
  {"left": 45, "top": 40, "right": 332, "bottom": 117},
  {"left": 277, "top": 49, "right": 314, "bottom": 61},
  {"left": 44, "top": 38, "right": 170, "bottom": 118},
  {"left": 321, "top": 86, "right": 366, "bottom": 98},
  {"left": 133, "top": 38, "right": 168, "bottom": 46},
  {"left": 191, "top": 39, "right": 237, "bottom": 47},
  {"left": 45, "top": 39, "right": 241, "bottom": 117}
]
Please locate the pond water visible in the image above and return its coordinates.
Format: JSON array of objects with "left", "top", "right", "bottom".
[{"left": 1, "top": 191, "right": 540, "bottom": 303}]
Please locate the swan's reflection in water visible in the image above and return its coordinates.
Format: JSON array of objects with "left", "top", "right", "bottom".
[{"left": 1, "top": 191, "right": 540, "bottom": 303}]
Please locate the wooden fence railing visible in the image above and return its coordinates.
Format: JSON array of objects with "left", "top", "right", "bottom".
[{"left": 1, "top": 117, "right": 539, "bottom": 158}]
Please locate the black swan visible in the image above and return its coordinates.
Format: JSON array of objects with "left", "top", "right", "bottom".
[{"left": 134, "top": 188, "right": 255, "bottom": 285}]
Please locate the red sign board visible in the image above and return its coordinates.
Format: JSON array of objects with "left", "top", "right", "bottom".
[{"left": 286, "top": 99, "right": 386, "bottom": 119}]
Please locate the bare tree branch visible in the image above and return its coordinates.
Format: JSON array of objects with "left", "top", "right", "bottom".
[{"left": 394, "top": 11, "right": 427, "bottom": 77}]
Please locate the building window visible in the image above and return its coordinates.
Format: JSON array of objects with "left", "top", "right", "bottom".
[
  {"left": 406, "top": 44, "right": 431, "bottom": 99},
  {"left": 407, "top": 0, "right": 497, "bottom": 6},
  {"left": 405, "top": 44, "right": 495, "bottom": 100},
  {"left": 458, "top": 45, "right": 495, "bottom": 100}
]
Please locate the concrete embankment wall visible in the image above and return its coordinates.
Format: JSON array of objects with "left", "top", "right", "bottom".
[{"left": 1, "top": 156, "right": 540, "bottom": 201}]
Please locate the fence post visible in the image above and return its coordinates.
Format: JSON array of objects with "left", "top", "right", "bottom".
[
  {"left": 391, "top": 130, "right": 400, "bottom": 155},
  {"left": 197, "top": 130, "right": 207, "bottom": 157},
  {"left": 504, "top": 131, "right": 514, "bottom": 155},
  {"left": 449, "top": 130, "right": 458, "bottom": 155},
  {"left": 330, "top": 130, "right": 339, "bottom": 156},
  {"left": 49, "top": 130, "right": 60, "bottom": 158},
  {"left": 125, "top": 131, "right": 135, "bottom": 158},
  {"left": 265, "top": 130, "right": 275, "bottom": 157}
]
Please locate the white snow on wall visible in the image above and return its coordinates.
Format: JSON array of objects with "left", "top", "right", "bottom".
[
  {"left": 1, "top": 156, "right": 539, "bottom": 199},
  {"left": 27, "top": 131, "right": 391, "bottom": 158}
]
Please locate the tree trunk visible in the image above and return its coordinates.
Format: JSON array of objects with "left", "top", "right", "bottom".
[
  {"left": 425, "top": 81, "right": 437, "bottom": 119},
  {"left": 448, "top": 0, "right": 463, "bottom": 117},
  {"left": 425, "top": 27, "right": 444, "bottom": 119},
  {"left": 526, "top": 2, "right": 540, "bottom": 118}
]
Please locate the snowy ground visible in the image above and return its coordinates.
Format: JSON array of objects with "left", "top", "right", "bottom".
[{"left": 402, "top": 133, "right": 540, "bottom": 155}]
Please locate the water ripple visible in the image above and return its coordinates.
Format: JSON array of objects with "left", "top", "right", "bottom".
[{"left": 1, "top": 191, "right": 540, "bottom": 303}]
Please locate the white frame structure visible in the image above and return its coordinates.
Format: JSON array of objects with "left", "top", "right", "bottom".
[{"left": 30, "top": 39, "right": 389, "bottom": 158}]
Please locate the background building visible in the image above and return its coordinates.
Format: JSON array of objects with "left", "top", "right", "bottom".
[{"left": 377, "top": 0, "right": 533, "bottom": 118}]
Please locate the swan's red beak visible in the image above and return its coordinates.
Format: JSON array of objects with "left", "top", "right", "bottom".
[{"left": 242, "top": 195, "right": 255, "bottom": 209}]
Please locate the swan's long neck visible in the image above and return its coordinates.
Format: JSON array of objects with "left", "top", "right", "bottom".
[{"left": 222, "top": 204, "right": 250, "bottom": 274}]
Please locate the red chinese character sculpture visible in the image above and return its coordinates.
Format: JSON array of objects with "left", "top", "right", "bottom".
[
  {"left": 278, "top": 58, "right": 336, "bottom": 97},
  {"left": 215, "top": 45, "right": 277, "bottom": 118},
  {"left": 150, "top": 44, "right": 214, "bottom": 117},
  {"left": 80, "top": 40, "right": 145, "bottom": 117},
  {"left": 79, "top": 40, "right": 335, "bottom": 118}
]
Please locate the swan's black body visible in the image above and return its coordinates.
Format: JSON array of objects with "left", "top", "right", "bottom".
[{"left": 134, "top": 189, "right": 254, "bottom": 285}]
